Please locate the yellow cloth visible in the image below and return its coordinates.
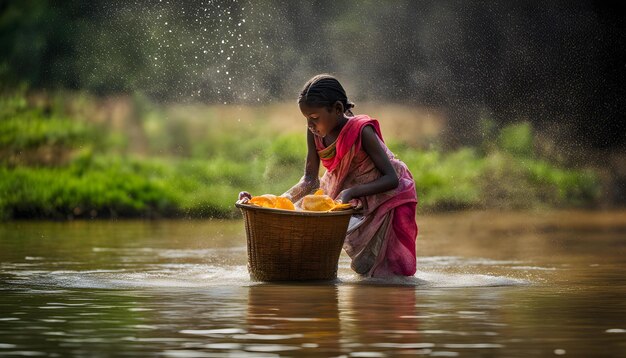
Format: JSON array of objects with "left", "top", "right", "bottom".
[
  {"left": 249, "top": 194, "right": 295, "bottom": 210},
  {"left": 301, "top": 189, "right": 352, "bottom": 211},
  {"left": 247, "top": 190, "right": 350, "bottom": 212}
]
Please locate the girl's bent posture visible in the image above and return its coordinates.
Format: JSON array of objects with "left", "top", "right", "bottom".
[{"left": 283, "top": 74, "right": 418, "bottom": 277}]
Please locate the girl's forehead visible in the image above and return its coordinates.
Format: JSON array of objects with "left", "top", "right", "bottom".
[{"left": 299, "top": 102, "right": 327, "bottom": 114}]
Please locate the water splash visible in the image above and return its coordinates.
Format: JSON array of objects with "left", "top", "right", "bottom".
[
  {"left": 5, "top": 251, "right": 530, "bottom": 290},
  {"left": 127, "top": 0, "right": 279, "bottom": 103}
]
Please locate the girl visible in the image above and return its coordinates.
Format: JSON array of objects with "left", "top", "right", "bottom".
[{"left": 282, "top": 74, "right": 418, "bottom": 277}]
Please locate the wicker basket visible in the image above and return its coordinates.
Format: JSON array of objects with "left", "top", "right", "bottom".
[{"left": 236, "top": 202, "right": 355, "bottom": 281}]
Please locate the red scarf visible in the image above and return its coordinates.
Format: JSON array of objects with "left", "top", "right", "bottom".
[{"left": 315, "top": 115, "right": 384, "bottom": 172}]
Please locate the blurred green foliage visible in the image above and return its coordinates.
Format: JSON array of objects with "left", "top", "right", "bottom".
[
  {"left": 0, "top": 90, "right": 601, "bottom": 220},
  {"left": 0, "top": 107, "right": 89, "bottom": 151},
  {"left": 497, "top": 122, "right": 534, "bottom": 158},
  {"left": 0, "top": 88, "right": 97, "bottom": 167},
  {"left": 394, "top": 147, "right": 484, "bottom": 210}
]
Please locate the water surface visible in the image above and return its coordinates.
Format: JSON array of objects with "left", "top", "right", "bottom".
[{"left": 1, "top": 210, "right": 625, "bottom": 357}]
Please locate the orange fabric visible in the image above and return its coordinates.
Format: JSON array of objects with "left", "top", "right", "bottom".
[
  {"left": 302, "top": 189, "right": 353, "bottom": 211},
  {"left": 249, "top": 194, "right": 295, "bottom": 211}
]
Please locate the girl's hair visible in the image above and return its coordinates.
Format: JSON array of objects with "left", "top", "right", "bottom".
[{"left": 298, "top": 74, "right": 355, "bottom": 116}]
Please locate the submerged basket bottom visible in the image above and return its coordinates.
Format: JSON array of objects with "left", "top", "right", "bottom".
[{"left": 249, "top": 266, "right": 339, "bottom": 282}]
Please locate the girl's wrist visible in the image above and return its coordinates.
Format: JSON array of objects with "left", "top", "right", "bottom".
[
  {"left": 346, "top": 187, "right": 359, "bottom": 199},
  {"left": 339, "top": 188, "right": 355, "bottom": 203}
]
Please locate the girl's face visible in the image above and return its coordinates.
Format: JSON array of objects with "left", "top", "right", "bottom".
[{"left": 299, "top": 102, "right": 342, "bottom": 138}]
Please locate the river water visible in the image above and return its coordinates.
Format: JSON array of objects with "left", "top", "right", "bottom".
[{"left": 1, "top": 210, "right": 625, "bottom": 357}]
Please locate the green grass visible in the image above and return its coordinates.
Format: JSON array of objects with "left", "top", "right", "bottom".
[
  {"left": 0, "top": 152, "right": 304, "bottom": 220},
  {"left": 0, "top": 90, "right": 602, "bottom": 220},
  {"left": 394, "top": 147, "right": 484, "bottom": 209},
  {"left": 0, "top": 146, "right": 600, "bottom": 220}
]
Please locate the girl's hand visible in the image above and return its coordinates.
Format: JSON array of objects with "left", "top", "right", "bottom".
[
  {"left": 337, "top": 188, "right": 355, "bottom": 204},
  {"left": 237, "top": 191, "right": 252, "bottom": 204}
]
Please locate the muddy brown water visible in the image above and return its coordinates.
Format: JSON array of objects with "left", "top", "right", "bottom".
[{"left": 1, "top": 210, "right": 625, "bottom": 357}]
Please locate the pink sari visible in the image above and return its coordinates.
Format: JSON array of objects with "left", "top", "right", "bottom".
[{"left": 315, "top": 115, "right": 418, "bottom": 277}]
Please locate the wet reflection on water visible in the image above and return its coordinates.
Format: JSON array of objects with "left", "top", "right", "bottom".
[
  {"left": 246, "top": 284, "right": 341, "bottom": 355},
  {"left": 1, "top": 210, "right": 625, "bottom": 357}
]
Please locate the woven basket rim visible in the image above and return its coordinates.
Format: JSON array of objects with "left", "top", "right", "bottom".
[{"left": 235, "top": 202, "right": 357, "bottom": 216}]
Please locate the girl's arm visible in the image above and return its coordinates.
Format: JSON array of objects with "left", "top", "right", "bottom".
[
  {"left": 281, "top": 129, "right": 320, "bottom": 202},
  {"left": 337, "top": 126, "right": 399, "bottom": 203}
]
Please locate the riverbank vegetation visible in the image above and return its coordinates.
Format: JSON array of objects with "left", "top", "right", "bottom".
[{"left": 0, "top": 90, "right": 600, "bottom": 220}]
